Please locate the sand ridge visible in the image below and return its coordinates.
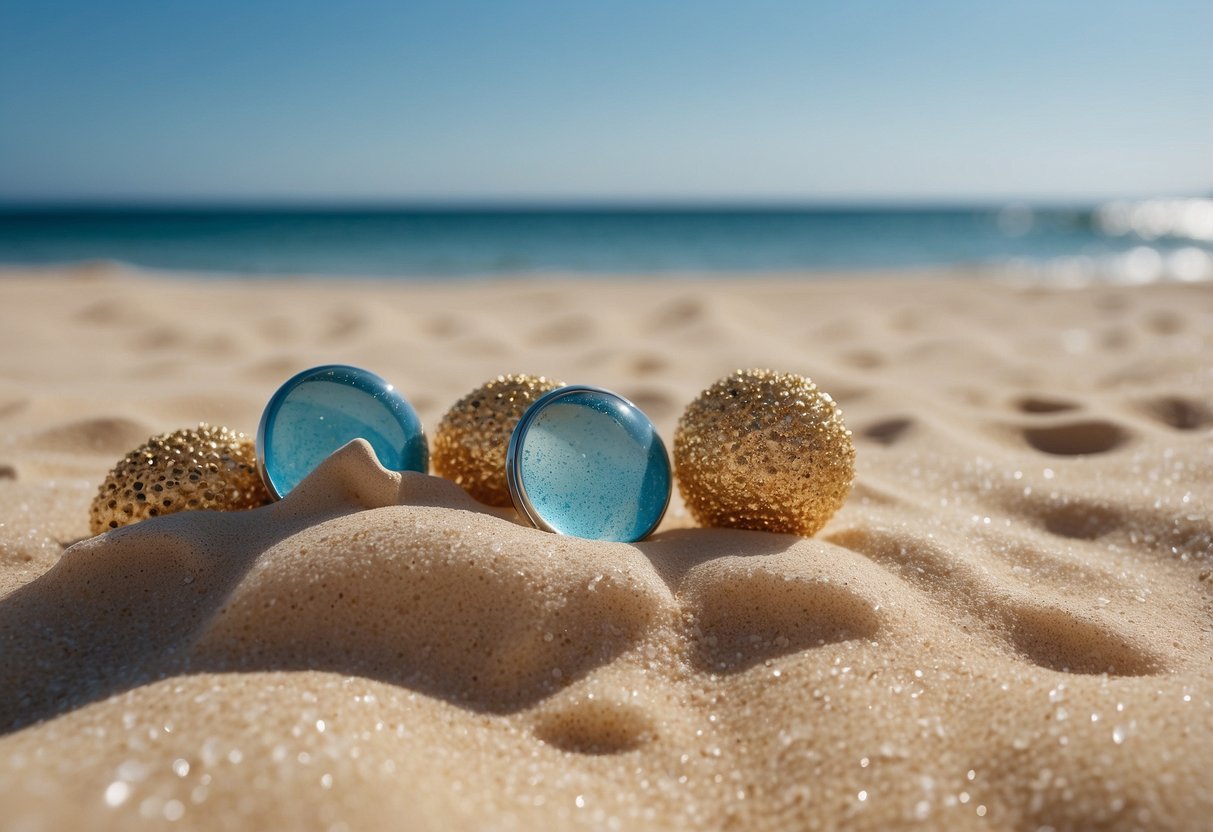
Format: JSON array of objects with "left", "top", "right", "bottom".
[{"left": 0, "top": 267, "right": 1211, "bottom": 830}]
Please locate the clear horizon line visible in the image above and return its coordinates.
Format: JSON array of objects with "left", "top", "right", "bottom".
[{"left": 1, "top": 192, "right": 1209, "bottom": 213}]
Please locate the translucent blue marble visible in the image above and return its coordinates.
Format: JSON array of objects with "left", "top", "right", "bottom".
[
  {"left": 506, "top": 386, "right": 671, "bottom": 543},
  {"left": 257, "top": 365, "right": 427, "bottom": 499}
]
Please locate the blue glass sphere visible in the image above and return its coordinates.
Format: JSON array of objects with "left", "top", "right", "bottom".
[
  {"left": 506, "top": 386, "right": 671, "bottom": 543},
  {"left": 257, "top": 365, "right": 428, "bottom": 499}
]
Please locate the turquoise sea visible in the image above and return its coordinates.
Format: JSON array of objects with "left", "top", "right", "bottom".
[{"left": 0, "top": 203, "right": 1210, "bottom": 281}]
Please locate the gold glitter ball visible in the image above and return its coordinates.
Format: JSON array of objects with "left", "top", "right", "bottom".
[
  {"left": 89, "top": 423, "right": 272, "bottom": 535},
  {"left": 674, "top": 369, "right": 855, "bottom": 536},
  {"left": 432, "top": 374, "right": 564, "bottom": 506}
]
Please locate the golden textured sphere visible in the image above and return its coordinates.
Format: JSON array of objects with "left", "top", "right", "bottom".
[
  {"left": 90, "top": 423, "right": 271, "bottom": 535},
  {"left": 433, "top": 374, "right": 564, "bottom": 505},
  {"left": 674, "top": 369, "right": 855, "bottom": 536}
]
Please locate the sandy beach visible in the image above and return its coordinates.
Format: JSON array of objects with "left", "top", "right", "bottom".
[{"left": 1, "top": 265, "right": 1211, "bottom": 830}]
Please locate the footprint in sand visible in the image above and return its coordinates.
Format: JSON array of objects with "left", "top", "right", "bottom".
[
  {"left": 1021, "top": 419, "right": 1130, "bottom": 456},
  {"left": 827, "top": 525, "right": 1170, "bottom": 677},
  {"left": 1139, "top": 395, "right": 1212, "bottom": 432},
  {"left": 21, "top": 417, "right": 154, "bottom": 455},
  {"left": 1031, "top": 498, "right": 1121, "bottom": 541},
  {"left": 681, "top": 560, "right": 881, "bottom": 673},
  {"left": 532, "top": 688, "right": 658, "bottom": 754},
  {"left": 1000, "top": 602, "right": 1166, "bottom": 677},
  {"left": 1015, "top": 394, "right": 1080, "bottom": 414},
  {"left": 861, "top": 416, "right": 914, "bottom": 446}
]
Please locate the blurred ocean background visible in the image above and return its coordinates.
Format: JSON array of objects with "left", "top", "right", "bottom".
[{"left": 2, "top": 199, "right": 1211, "bottom": 282}]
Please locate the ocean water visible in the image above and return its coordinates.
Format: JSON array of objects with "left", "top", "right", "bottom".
[{"left": 0, "top": 203, "right": 1210, "bottom": 281}]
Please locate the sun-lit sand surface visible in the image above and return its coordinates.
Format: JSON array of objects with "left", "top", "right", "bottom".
[{"left": 1, "top": 265, "right": 1211, "bottom": 830}]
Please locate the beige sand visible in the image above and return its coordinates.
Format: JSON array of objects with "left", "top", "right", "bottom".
[{"left": 0, "top": 265, "right": 1210, "bottom": 831}]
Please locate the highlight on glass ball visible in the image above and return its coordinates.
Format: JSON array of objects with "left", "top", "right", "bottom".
[
  {"left": 257, "top": 364, "right": 428, "bottom": 499},
  {"left": 506, "top": 385, "right": 672, "bottom": 543},
  {"left": 673, "top": 369, "right": 855, "bottom": 536},
  {"left": 432, "top": 373, "right": 564, "bottom": 506}
]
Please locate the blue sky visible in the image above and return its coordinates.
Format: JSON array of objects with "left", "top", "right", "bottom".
[{"left": 0, "top": 0, "right": 1209, "bottom": 203}]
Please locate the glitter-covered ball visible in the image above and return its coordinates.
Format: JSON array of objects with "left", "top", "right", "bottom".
[
  {"left": 674, "top": 369, "right": 855, "bottom": 535},
  {"left": 90, "top": 423, "right": 271, "bottom": 534},
  {"left": 433, "top": 374, "right": 564, "bottom": 505}
]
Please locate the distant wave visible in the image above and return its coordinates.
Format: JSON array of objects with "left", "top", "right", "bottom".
[
  {"left": 1096, "top": 197, "right": 1213, "bottom": 243},
  {"left": 0, "top": 203, "right": 1209, "bottom": 282}
]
